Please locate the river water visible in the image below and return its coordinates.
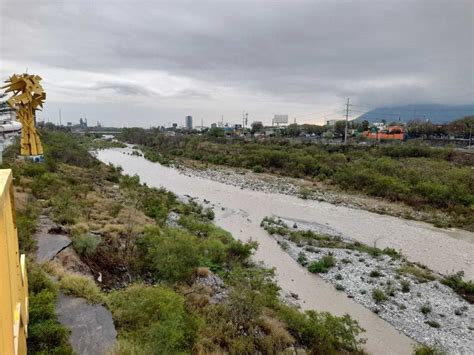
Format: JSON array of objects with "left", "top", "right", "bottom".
[{"left": 97, "top": 147, "right": 474, "bottom": 355}]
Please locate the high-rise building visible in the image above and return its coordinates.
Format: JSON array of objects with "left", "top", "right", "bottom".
[{"left": 185, "top": 115, "right": 193, "bottom": 130}]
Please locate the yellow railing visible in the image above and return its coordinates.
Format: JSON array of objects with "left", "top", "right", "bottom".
[{"left": 0, "top": 169, "right": 28, "bottom": 355}]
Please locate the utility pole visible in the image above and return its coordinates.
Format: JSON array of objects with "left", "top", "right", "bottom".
[
  {"left": 344, "top": 98, "right": 350, "bottom": 145},
  {"left": 59, "top": 109, "right": 62, "bottom": 126},
  {"left": 242, "top": 111, "right": 248, "bottom": 129}
]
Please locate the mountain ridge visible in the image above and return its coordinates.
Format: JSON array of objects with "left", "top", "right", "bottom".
[{"left": 354, "top": 104, "right": 474, "bottom": 124}]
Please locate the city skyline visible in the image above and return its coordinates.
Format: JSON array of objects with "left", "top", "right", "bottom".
[{"left": 1, "top": 0, "right": 472, "bottom": 127}]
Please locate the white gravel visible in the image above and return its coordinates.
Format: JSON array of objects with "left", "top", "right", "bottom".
[{"left": 264, "top": 218, "right": 474, "bottom": 354}]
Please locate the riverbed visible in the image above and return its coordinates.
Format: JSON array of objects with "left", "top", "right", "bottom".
[{"left": 96, "top": 147, "right": 474, "bottom": 354}]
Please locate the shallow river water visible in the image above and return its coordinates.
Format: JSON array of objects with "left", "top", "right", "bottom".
[{"left": 97, "top": 148, "right": 474, "bottom": 355}]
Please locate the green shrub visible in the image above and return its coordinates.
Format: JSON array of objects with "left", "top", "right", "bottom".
[
  {"left": 16, "top": 206, "right": 38, "bottom": 254},
  {"left": 382, "top": 247, "right": 401, "bottom": 259},
  {"left": 371, "top": 288, "right": 388, "bottom": 303},
  {"left": 369, "top": 270, "right": 383, "bottom": 278},
  {"left": 420, "top": 304, "right": 432, "bottom": 315},
  {"left": 297, "top": 252, "right": 308, "bottom": 266},
  {"left": 252, "top": 165, "right": 263, "bottom": 173},
  {"left": 425, "top": 320, "right": 441, "bottom": 328},
  {"left": 72, "top": 234, "right": 101, "bottom": 257},
  {"left": 299, "top": 187, "right": 311, "bottom": 200},
  {"left": 400, "top": 280, "right": 411, "bottom": 293},
  {"left": 397, "top": 265, "right": 435, "bottom": 283},
  {"left": 108, "top": 284, "right": 198, "bottom": 354},
  {"left": 138, "top": 228, "right": 201, "bottom": 282},
  {"left": 50, "top": 193, "right": 80, "bottom": 225},
  {"left": 59, "top": 274, "right": 105, "bottom": 304},
  {"left": 307, "top": 255, "right": 336, "bottom": 273},
  {"left": 413, "top": 344, "right": 446, "bottom": 355},
  {"left": 277, "top": 306, "right": 365, "bottom": 354},
  {"left": 441, "top": 271, "right": 474, "bottom": 302},
  {"left": 204, "top": 207, "right": 215, "bottom": 220},
  {"left": 41, "top": 130, "right": 98, "bottom": 168}
]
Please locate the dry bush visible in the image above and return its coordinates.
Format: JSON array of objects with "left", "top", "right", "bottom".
[
  {"left": 181, "top": 284, "right": 213, "bottom": 310},
  {"left": 187, "top": 293, "right": 210, "bottom": 309},
  {"left": 54, "top": 247, "right": 93, "bottom": 276},
  {"left": 59, "top": 273, "right": 105, "bottom": 304},
  {"left": 70, "top": 222, "right": 89, "bottom": 236},
  {"left": 42, "top": 260, "right": 67, "bottom": 279},
  {"left": 257, "top": 315, "right": 295, "bottom": 353},
  {"left": 14, "top": 188, "right": 30, "bottom": 210},
  {"left": 196, "top": 267, "right": 210, "bottom": 278},
  {"left": 102, "top": 223, "right": 127, "bottom": 235}
]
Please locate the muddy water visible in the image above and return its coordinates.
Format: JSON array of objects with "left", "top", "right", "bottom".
[{"left": 97, "top": 148, "right": 474, "bottom": 354}]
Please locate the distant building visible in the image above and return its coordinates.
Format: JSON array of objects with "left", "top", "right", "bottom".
[
  {"left": 185, "top": 115, "right": 193, "bottom": 130},
  {"left": 373, "top": 122, "right": 387, "bottom": 130},
  {"left": 211, "top": 123, "right": 217, "bottom": 128},
  {"left": 361, "top": 124, "right": 406, "bottom": 141},
  {"left": 326, "top": 119, "right": 337, "bottom": 126},
  {"left": 79, "top": 118, "right": 88, "bottom": 128},
  {"left": 265, "top": 129, "right": 276, "bottom": 137},
  {"left": 273, "top": 114, "right": 288, "bottom": 126}
]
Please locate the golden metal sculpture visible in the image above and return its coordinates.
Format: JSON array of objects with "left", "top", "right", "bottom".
[{"left": 2, "top": 74, "right": 45, "bottom": 157}]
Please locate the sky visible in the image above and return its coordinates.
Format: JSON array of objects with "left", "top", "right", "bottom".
[{"left": 1, "top": 0, "right": 473, "bottom": 127}]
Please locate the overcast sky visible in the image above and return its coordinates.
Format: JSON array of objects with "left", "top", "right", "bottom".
[{"left": 1, "top": 0, "right": 473, "bottom": 127}]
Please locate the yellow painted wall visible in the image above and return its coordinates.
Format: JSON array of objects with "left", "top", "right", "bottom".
[{"left": 0, "top": 169, "right": 28, "bottom": 355}]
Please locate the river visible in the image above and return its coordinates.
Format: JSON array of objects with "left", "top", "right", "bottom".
[{"left": 97, "top": 147, "right": 474, "bottom": 355}]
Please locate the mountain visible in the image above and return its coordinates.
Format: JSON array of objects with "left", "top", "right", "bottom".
[{"left": 354, "top": 104, "right": 474, "bottom": 124}]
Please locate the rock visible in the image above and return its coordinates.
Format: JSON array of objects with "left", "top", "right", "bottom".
[
  {"left": 36, "top": 233, "right": 72, "bottom": 263},
  {"left": 56, "top": 294, "right": 117, "bottom": 355}
]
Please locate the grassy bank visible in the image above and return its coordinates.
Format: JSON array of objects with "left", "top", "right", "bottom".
[
  {"left": 1, "top": 129, "right": 368, "bottom": 354},
  {"left": 119, "top": 131, "right": 474, "bottom": 230}
]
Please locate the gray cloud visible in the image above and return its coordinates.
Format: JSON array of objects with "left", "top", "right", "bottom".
[
  {"left": 92, "top": 81, "right": 157, "bottom": 97},
  {"left": 0, "top": 0, "right": 472, "bottom": 126}
]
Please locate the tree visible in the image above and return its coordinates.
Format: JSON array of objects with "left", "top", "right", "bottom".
[
  {"left": 286, "top": 123, "right": 300, "bottom": 137},
  {"left": 301, "top": 124, "right": 326, "bottom": 136},
  {"left": 361, "top": 120, "right": 369, "bottom": 132},
  {"left": 334, "top": 120, "right": 346, "bottom": 139},
  {"left": 208, "top": 127, "right": 225, "bottom": 137}
]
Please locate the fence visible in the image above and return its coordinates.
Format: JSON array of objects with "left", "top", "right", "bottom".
[{"left": 0, "top": 169, "right": 28, "bottom": 354}]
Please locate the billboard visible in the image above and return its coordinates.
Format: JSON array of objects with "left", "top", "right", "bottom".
[{"left": 273, "top": 114, "right": 288, "bottom": 124}]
